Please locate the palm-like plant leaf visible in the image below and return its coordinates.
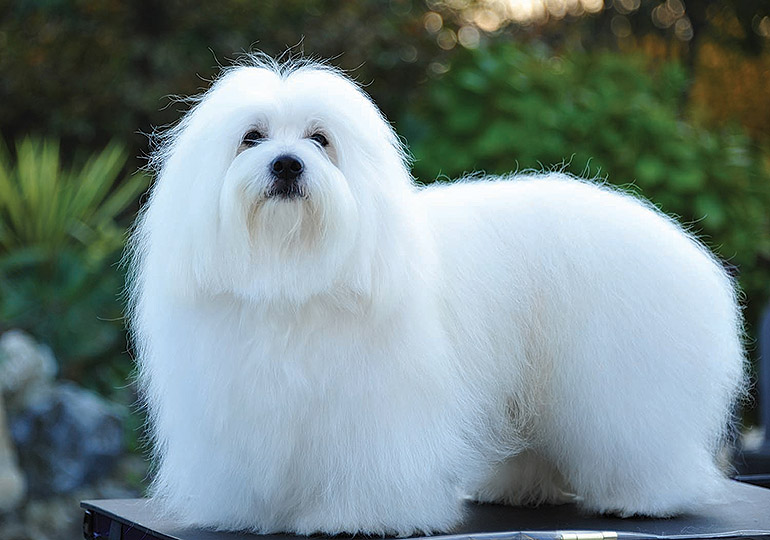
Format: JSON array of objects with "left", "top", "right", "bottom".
[
  {"left": 0, "top": 137, "right": 148, "bottom": 373},
  {"left": 0, "top": 137, "right": 148, "bottom": 257}
]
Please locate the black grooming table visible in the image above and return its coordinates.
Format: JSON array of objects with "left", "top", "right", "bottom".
[{"left": 81, "top": 481, "right": 770, "bottom": 540}]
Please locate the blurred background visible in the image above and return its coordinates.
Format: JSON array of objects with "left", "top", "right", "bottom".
[{"left": 0, "top": 1, "right": 769, "bottom": 538}]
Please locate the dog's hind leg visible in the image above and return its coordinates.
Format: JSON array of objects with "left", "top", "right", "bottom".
[{"left": 472, "top": 449, "right": 575, "bottom": 507}]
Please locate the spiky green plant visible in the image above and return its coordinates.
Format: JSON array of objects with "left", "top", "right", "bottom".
[
  {"left": 0, "top": 138, "right": 145, "bottom": 254},
  {"left": 0, "top": 137, "right": 147, "bottom": 387}
]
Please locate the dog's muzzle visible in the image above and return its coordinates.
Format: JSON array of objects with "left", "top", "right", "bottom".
[{"left": 268, "top": 154, "right": 305, "bottom": 199}]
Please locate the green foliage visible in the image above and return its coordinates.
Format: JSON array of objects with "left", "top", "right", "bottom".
[
  {"left": 0, "top": 138, "right": 148, "bottom": 390},
  {"left": 402, "top": 43, "right": 770, "bottom": 326},
  {"left": 0, "top": 1, "right": 435, "bottom": 160}
]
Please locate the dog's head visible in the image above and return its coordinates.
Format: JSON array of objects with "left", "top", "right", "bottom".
[{"left": 136, "top": 58, "right": 414, "bottom": 304}]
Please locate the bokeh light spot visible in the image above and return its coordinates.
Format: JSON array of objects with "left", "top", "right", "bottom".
[
  {"left": 458, "top": 25, "right": 481, "bottom": 48},
  {"left": 424, "top": 12, "right": 444, "bottom": 34},
  {"left": 674, "top": 17, "right": 694, "bottom": 41},
  {"left": 437, "top": 28, "right": 458, "bottom": 50},
  {"left": 611, "top": 15, "right": 632, "bottom": 37}
]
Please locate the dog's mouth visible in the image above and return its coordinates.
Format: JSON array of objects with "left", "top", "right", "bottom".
[{"left": 265, "top": 182, "right": 308, "bottom": 200}]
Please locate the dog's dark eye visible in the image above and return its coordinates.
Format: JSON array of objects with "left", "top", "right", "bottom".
[
  {"left": 309, "top": 132, "right": 329, "bottom": 148},
  {"left": 242, "top": 130, "right": 265, "bottom": 146}
]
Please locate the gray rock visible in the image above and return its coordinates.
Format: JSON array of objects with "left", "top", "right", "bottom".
[
  {"left": 8, "top": 382, "right": 124, "bottom": 495},
  {"left": 0, "top": 462, "right": 144, "bottom": 540},
  {"left": 0, "top": 396, "right": 26, "bottom": 512},
  {"left": 0, "top": 330, "right": 57, "bottom": 401}
]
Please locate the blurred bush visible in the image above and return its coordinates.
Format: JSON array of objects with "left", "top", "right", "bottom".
[
  {"left": 0, "top": 0, "right": 434, "bottom": 162},
  {"left": 0, "top": 138, "right": 147, "bottom": 394},
  {"left": 402, "top": 43, "right": 770, "bottom": 327},
  {"left": 691, "top": 41, "right": 770, "bottom": 140}
]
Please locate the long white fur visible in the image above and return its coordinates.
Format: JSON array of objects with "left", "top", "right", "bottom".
[{"left": 128, "top": 57, "right": 746, "bottom": 535}]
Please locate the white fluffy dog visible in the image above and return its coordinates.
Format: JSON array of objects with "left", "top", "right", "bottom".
[{"left": 128, "top": 57, "right": 746, "bottom": 536}]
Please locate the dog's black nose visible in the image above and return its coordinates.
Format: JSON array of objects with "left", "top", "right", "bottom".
[{"left": 271, "top": 155, "right": 304, "bottom": 181}]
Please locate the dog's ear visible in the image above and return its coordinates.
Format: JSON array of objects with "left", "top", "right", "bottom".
[
  {"left": 342, "top": 102, "right": 413, "bottom": 194},
  {"left": 309, "top": 74, "right": 425, "bottom": 310},
  {"left": 138, "top": 71, "right": 263, "bottom": 297}
]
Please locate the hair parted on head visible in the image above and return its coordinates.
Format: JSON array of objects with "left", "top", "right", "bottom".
[{"left": 145, "top": 53, "right": 413, "bottom": 178}]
